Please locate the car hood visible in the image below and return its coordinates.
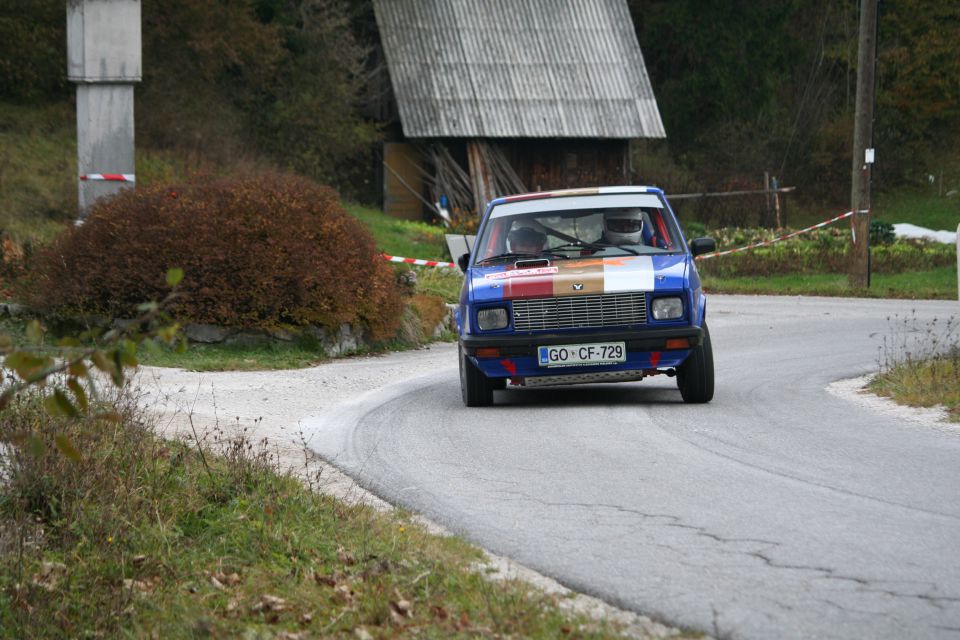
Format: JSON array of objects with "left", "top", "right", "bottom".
[{"left": 470, "top": 254, "right": 688, "bottom": 302}]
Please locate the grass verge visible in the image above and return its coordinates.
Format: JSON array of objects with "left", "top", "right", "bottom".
[
  {"left": 867, "top": 312, "right": 960, "bottom": 421},
  {"left": 869, "top": 359, "right": 960, "bottom": 421},
  {"left": 138, "top": 341, "right": 329, "bottom": 371},
  {"left": 702, "top": 266, "right": 957, "bottom": 300},
  {"left": 0, "top": 387, "right": 663, "bottom": 638}
]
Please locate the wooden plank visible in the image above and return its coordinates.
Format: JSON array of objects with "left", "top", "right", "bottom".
[{"left": 383, "top": 142, "right": 425, "bottom": 221}]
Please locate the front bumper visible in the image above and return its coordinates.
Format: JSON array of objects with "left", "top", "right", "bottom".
[{"left": 461, "top": 326, "right": 702, "bottom": 379}]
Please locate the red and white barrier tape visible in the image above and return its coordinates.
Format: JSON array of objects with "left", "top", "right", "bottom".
[
  {"left": 383, "top": 253, "right": 457, "bottom": 268},
  {"left": 383, "top": 209, "right": 869, "bottom": 268},
  {"left": 695, "top": 209, "right": 868, "bottom": 260},
  {"left": 80, "top": 173, "right": 136, "bottom": 183}
]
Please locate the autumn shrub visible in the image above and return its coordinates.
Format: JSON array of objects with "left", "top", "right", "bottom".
[{"left": 20, "top": 174, "right": 404, "bottom": 339}]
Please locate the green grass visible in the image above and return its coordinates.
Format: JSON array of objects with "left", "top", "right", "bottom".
[
  {"left": 703, "top": 265, "right": 958, "bottom": 299},
  {"left": 874, "top": 190, "right": 960, "bottom": 232},
  {"left": 345, "top": 202, "right": 449, "bottom": 261},
  {"left": 0, "top": 391, "right": 664, "bottom": 639},
  {"left": 138, "top": 341, "right": 329, "bottom": 371},
  {"left": 410, "top": 266, "right": 463, "bottom": 304},
  {"left": 0, "top": 102, "right": 76, "bottom": 242}
]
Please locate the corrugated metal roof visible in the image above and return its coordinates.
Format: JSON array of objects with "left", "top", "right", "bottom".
[{"left": 373, "top": 0, "right": 666, "bottom": 139}]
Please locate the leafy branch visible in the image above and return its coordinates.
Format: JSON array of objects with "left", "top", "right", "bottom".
[{"left": 0, "top": 268, "right": 186, "bottom": 459}]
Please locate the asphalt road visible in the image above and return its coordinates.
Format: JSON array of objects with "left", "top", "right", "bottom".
[{"left": 306, "top": 295, "right": 960, "bottom": 639}]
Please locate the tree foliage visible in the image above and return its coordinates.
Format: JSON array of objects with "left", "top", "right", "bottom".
[
  {"left": 630, "top": 0, "right": 960, "bottom": 200},
  {"left": 138, "top": 0, "right": 378, "bottom": 199},
  {"left": 0, "top": 0, "right": 67, "bottom": 101},
  {"left": 877, "top": 0, "right": 960, "bottom": 179},
  {"left": 1, "top": 0, "right": 957, "bottom": 203}
]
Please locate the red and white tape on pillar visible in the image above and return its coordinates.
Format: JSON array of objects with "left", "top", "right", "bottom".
[
  {"left": 694, "top": 209, "right": 869, "bottom": 260},
  {"left": 80, "top": 174, "right": 136, "bottom": 183}
]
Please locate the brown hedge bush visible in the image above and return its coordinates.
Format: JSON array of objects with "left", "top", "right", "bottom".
[{"left": 21, "top": 174, "right": 403, "bottom": 339}]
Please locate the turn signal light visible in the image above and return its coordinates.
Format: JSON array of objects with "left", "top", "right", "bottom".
[
  {"left": 665, "top": 338, "right": 690, "bottom": 350},
  {"left": 476, "top": 347, "right": 501, "bottom": 358}
]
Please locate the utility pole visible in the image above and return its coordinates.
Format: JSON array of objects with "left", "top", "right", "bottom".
[
  {"left": 67, "top": 0, "right": 142, "bottom": 218},
  {"left": 849, "top": 0, "right": 878, "bottom": 289}
]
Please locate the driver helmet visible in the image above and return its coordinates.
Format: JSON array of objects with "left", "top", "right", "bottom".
[
  {"left": 602, "top": 209, "right": 644, "bottom": 245},
  {"left": 507, "top": 226, "right": 546, "bottom": 254}
]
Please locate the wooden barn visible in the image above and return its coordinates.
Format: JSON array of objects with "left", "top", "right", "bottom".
[{"left": 371, "top": 0, "right": 666, "bottom": 221}]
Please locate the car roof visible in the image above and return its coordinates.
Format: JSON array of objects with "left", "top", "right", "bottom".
[{"left": 490, "top": 186, "right": 664, "bottom": 207}]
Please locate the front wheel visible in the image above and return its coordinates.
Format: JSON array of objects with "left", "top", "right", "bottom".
[
  {"left": 459, "top": 342, "right": 494, "bottom": 406},
  {"left": 677, "top": 322, "right": 714, "bottom": 403}
]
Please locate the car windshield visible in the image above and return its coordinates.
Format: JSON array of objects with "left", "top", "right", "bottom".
[{"left": 473, "top": 192, "right": 684, "bottom": 264}]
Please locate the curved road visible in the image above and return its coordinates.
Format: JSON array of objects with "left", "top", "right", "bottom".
[{"left": 305, "top": 295, "right": 960, "bottom": 639}]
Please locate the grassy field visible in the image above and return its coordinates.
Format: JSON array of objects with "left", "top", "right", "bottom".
[
  {"left": 750, "top": 189, "right": 960, "bottom": 232},
  {"left": 873, "top": 190, "right": 960, "bottom": 232}
]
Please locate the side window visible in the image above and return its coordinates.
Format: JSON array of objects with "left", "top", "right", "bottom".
[
  {"left": 646, "top": 208, "right": 674, "bottom": 250},
  {"left": 478, "top": 218, "right": 508, "bottom": 260}
]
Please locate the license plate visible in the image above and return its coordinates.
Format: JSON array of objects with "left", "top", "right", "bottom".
[{"left": 537, "top": 342, "right": 626, "bottom": 367}]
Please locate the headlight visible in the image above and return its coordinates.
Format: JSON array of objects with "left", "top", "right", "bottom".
[
  {"left": 651, "top": 297, "right": 683, "bottom": 320},
  {"left": 477, "top": 307, "right": 509, "bottom": 330}
]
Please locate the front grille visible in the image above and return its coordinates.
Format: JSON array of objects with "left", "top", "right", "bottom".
[{"left": 512, "top": 292, "right": 647, "bottom": 331}]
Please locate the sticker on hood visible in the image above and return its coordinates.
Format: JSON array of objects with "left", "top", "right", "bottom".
[{"left": 484, "top": 266, "right": 559, "bottom": 280}]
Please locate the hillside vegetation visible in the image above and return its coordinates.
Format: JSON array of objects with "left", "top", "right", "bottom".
[{"left": 2, "top": 0, "right": 958, "bottom": 217}]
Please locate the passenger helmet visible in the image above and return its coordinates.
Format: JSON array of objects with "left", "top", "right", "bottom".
[{"left": 602, "top": 209, "right": 644, "bottom": 245}]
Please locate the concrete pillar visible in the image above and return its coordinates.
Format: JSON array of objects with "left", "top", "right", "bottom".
[{"left": 67, "top": 0, "right": 141, "bottom": 217}]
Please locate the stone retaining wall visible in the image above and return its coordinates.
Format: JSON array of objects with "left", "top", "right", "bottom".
[{"left": 0, "top": 301, "right": 458, "bottom": 357}]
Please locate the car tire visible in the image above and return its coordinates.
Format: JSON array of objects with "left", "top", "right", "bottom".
[
  {"left": 677, "top": 322, "right": 714, "bottom": 403},
  {"left": 459, "top": 342, "right": 494, "bottom": 406}
]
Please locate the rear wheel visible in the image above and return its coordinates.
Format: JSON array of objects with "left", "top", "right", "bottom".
[
  {"left": 459, "top": 342, "right": 494, "bottom": 406},
  {"left": 677, "top": 322, "right": 714, "bottom": 403}
]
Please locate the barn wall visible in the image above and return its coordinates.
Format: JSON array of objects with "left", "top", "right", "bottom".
[{"left": 500, "top": 140, "right": 630, "bottom": 192}]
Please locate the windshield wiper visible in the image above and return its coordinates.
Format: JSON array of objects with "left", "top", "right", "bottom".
[
  {"left": 547, "top": 242, "right": 640, "bottom": 256},
  {"left": 548, "top": 241, "right": 605, "bottom": 252},
  {"left": 476, "top": 252, "right": 539, "bottom": 264}
]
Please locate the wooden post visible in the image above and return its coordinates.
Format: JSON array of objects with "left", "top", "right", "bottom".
[
  {"left": 763, "top": 171, "right": 771, "bottom": 227},
  {"left": 774, "top": 188, "right": 782, "bottom": 228},
  {"left": 849, "top": 0, "right": 878, "bottom": 289},
  {"left": 466, "top": 140, "right": 495, "bottom": 217}
]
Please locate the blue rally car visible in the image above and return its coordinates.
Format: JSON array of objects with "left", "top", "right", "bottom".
[{"left": 455, "top": 186, "right": 717, "bottom": 406}]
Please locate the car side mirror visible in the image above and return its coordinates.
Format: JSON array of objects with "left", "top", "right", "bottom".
[
  {"left": 689, "top": 237, "right": 716, "bottom": 257},
  {"left": 457, "top": 252, "right": 471, "bottom": 271}
]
